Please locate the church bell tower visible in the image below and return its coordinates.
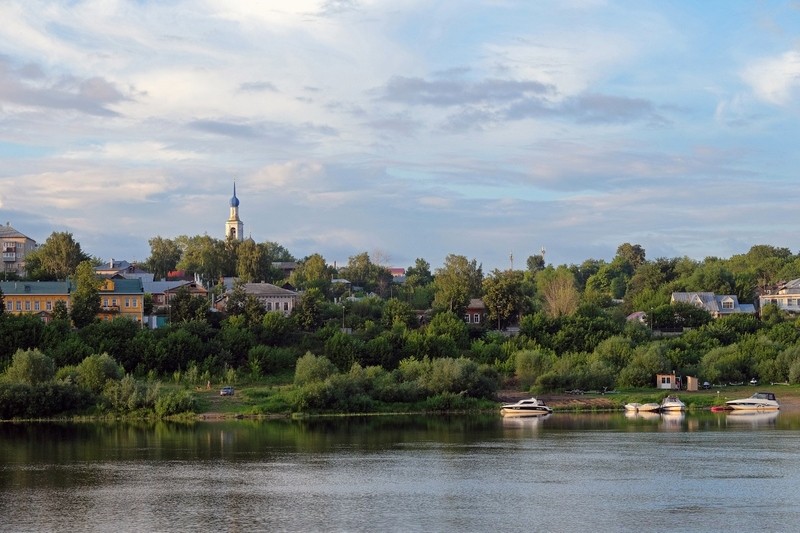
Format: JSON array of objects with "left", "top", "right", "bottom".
[{"left": 225, "top": 182, "right": 244, "bottom": 241}]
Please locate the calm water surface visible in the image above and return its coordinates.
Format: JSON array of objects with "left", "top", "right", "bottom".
[{"left": 2, "top": 411, "right": 799, "bottom": 532}]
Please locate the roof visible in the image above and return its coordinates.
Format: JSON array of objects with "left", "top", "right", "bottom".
[
  {"left": 241, "top": 282, "right": 297, "bottom": 297},
  {"left": 0, "top": 223, "right": 34, "bottom": 241},
  {"left": 671, "top": 291, "right": 755, "bottom": 314},
  {"left": 142, "top": 280, "right": 197, "bottom": 294},
  {"left": 0, "top": 281, "right": 71, "bottom": 295},
  {"left": 100, "top": 278, "right": 144, "bottom": 294},
  {"left": 466, "top": 298, "right": 485, "bottom": 310}
]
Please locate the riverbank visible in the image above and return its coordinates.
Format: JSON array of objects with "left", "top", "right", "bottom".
[{"left": 191, "top": 384, "right": 800, "bottom": 420}]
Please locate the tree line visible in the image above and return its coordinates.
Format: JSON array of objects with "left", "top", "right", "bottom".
[{"left": 4, "top": 233, "right": 800, "bottom": 418}]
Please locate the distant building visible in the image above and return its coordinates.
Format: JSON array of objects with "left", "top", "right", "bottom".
[
  {"left": 95, "top": 259, "right": 153, "bottom": 282},
  {"left": 1, "top": 222, "right": 37, "bottom": 278},
  {"left": 465, "top": 298, "right": 486, "bottom": 325},
  {"left": 670, "top": 292, "right": 756, "bottom": 318},
  {"left": 656, "top": 372, "right": 679, "bottom": 390},
  {"left": 216, "top": 282, "right": 298, "bottom": 315},
  {"left": 225, "top": 183, "right": 244, "bottom": 242},
  {"left": 97, "top": 278, "right": 145, "bottom": 323},
  {"left": 759, "top": 279, "right": 800, "bottom": 314},
  {"left": 0, "top": 281, "right": 70, "bottom": 323},
  {"left": 1, "top": 277, "right": 144, "bottom": 324}
]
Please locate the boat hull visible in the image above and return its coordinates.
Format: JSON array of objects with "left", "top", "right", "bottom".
[
  {"left": 500, "top": 408, "right": 552, "bottom": 417},
  {"left": 726, "top": 403, "right": 779, "bottom": 411}
]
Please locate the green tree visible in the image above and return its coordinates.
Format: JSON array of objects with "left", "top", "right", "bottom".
[
  {"left": 146, "top": 236, "right": 182, "bottom": 280},
  {"left": 2, "top": 348, "right": 55, "bottom": 385},
  {"left": 170, "top": 287, "right": 209, "bottom": 323},
  {"left": 537, "top": 266, "right": 579, "bottom": 317},
  {"left": 289, "top": 253, "right": 332, "bottom": 292},
  {"left": 615, "top": 243, "right": 646, "bottom": 273},
  {"left": 526, "top": 254, "right": 545, "bottom": 273},
  {"left": 382, "top": 298, "right": 415, "bottom": 328},
  {"left": 405, "top": 258, "right": 434, "bottom": 288},
  {"left": 52, "top": 300, "right": 69, "bottom": 321},
  {"left": 294, "top": 352, "right": 337, "bottom": 386},
  {"left": 70, "top": 260, "right": 102, "bottom": 328},
  {"left": 25, "top": 231, "right": 89, "bottom": 280},
  {"left": 482, "top": 269, "right": 524, "bottom": 330},
  {"left": 76, "top": 353, "right": 123, "bottom": 393},
  {"left": 426, "top": 311, "right": 469, "bottom": 350},
  {"left": 236, "top": 238, "right": 264, "bottom": 282},
  {"left": 338, "top": 252, "right": 393, "bottom": 296},
  {"left": 293, "top": 287, "right": 325, "bottom": 331},
  {"left": 433, "top": 254, "right": 483, "bottom": 315}
]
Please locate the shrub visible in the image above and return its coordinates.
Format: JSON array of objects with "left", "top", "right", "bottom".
[
  {"left": 294, "top": 352, "right": 337, "bottom": 386},
  {"left": 2, "top": 349, "right": 55, "bottom": 385},
  {"left": 0, "top": 382, "right": 93, "bottom": 419},
  {"left": 154, "top": 389, "right": 197, "bottom": 417},
  {"left": 77, "top": 353, "right": 124, "bottom": 393}
]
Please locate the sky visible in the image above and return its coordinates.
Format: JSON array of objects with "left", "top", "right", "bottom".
[{"left": 2, "top": 1, "right": 800, "bottom": 272}]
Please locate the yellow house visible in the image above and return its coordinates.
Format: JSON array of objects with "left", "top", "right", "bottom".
[
  {"left": 98, "top": 278, "right": 145, "bottom": 323},
  {"left": 1, "top": 278, "right": 144, "bottom": 324},
  {"left": 0, "top": 281, "right": 71, "bottom": 322}
]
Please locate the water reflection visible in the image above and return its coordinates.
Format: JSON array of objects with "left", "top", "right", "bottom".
[{"left": 3, "top": 412, "right": 800, "bottom": 532}]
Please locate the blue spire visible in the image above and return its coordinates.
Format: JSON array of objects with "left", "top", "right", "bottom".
[{"left": 230, "top": 182, "right": 240, "bottom": 208}]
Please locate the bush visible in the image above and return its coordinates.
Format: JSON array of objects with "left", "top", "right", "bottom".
[
  {"left": 294, "top": 352, "right": 337, "bottom": 386},
  {"left": 154, "top": 389, "right": 197, "bottom": 417},
  {"left": 77, "top": 353, "right": 124, "bottom": 393},
  {"left": 0, "top": 382, "right": 94, "bottom": 419},
  {"left": 2, "top": 349, "right": 55, "bottom": 385}
]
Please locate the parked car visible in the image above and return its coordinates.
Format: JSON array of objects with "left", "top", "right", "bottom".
[
  {"left": 702, "top": 381, "right": 711, "bottom": 390},
  {"left": 220, "top": 386, "right": 234, "bottom": 396},
  {"left": 749, "top": 378, "right": 758, "bottom": 386}
]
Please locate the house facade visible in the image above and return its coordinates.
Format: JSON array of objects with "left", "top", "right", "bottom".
[
  {"left": 464, "top": 298, "right": 486, "bottom": 325},
  {"left": 218, "top": 282, "right": 298, "bottom": 315},
  {"left": 1, "top": 223, "right": 37, "bottom": 278},
  {"left": 670, "top": 292, "right": 756, "bottom": 318},
  {"left": 0, "top": 281, "right": 70, "bottom": 323},
  {"left": 97, "top": 278, "right": 145, "bottom": 323},
  {"left": 1, "top": 278, "right": 144, "bottom": 324},
  {"left": 759, "top": 279, "right": 800, "bottom": 314}
]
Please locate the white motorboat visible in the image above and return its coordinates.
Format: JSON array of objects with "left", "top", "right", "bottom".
[
  {"left": 660, "top": 395, "right": 686, "bottom": 412},
  {"left": 500, "top": 397, "right": 553, "bottom": 417},
  {"left": 624, "top": 402, "right": 661, "bottom": 412},
  {"left": 725, "top": 392, "right": 780, "bottom": 411}
]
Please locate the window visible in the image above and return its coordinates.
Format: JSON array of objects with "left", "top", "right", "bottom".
[
  {"left": 6, "top": 301, "right": 11, "bottom": 311},
  {"left": 34, "top": 301, "right": 40, "bottom": 311},
  {"left": 112, "top": 299, "right": 117, "bottom": 306},
  {"left": 104, "top": 298, "right": 109, "bottom": 307},
  {"left": 16, "top": 301, "right": 21, "bottom": 311},
  {"left": 125, "top": 298, "right": 130, "bottom": 308},
  {"left": 722, "top": 300, "right": 734, "bottom": 310},
  {"left": 474, "top": 313, "right": 480, "bottom": 323},
  {"left": 266, "top": 302, "right": 272, "bottom": 311},
  {"left": 662, "top": 376, "right": 671, "bottom": 384},
  {"left": 132, "top": 298, "right": 137, "bottom": 307},
  {"left": 464, "top": 314, "right": 471, "bottom": 323}
]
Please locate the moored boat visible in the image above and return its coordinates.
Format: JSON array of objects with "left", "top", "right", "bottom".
[
  {"left": 660, "top": 395, "right": 686, "bottom": 412},
  {"left": 725, "top": 392, "right": 780, "bottom": 411},
  {"left": 500, "top": 397, "right": 553, "bottom": 417},
  {"left": 624, "top": 402, "right": 661, "bottom": 412}
]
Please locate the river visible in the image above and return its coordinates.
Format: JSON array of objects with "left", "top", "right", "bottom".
[{"left": 2, "top": 411, "right": 799, "bottom": 532}]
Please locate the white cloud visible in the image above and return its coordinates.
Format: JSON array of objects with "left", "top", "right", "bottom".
[{"left": 742, "top": 49, "right": 800, "bottom": 105}]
